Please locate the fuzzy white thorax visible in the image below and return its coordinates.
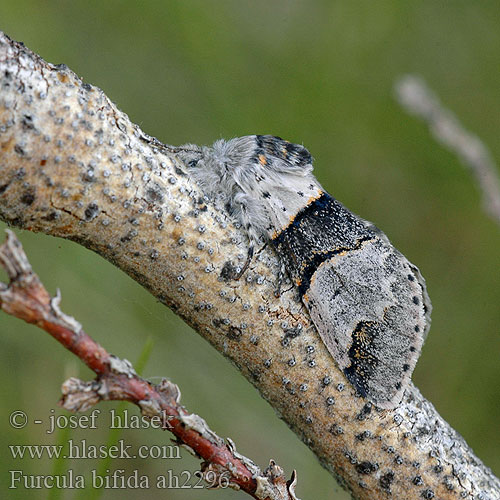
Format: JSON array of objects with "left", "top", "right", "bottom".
[{"left": 180, "top": 136, "right": 323, "bottom": 246}]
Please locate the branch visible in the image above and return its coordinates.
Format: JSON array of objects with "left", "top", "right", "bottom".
[
  {"left": 395, "top": 74, "right": 500, "bottom": 227},
  {"left": 0, "top": 230, "right": 299, "bottom": 500},
  {"left": 0, "top": 31, "right": 498, "bottom": 499}
]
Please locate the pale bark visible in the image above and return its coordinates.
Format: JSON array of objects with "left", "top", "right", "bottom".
[
  {"left": 1, "top": 32, "right": 498, "bottom": 500},
  {"left": 0, "top": 230, "right": 298, "bottom": 500}
]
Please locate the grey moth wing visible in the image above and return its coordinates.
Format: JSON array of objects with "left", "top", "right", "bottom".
[
  {"left": 363, "top": 218, "right": 432, "bottom": 341},
  {"left": 304, "top": 234, "right": 430, "bottom": 409},
  {"left": 273, "top": 193, "right": 431, "bottom": 409}
]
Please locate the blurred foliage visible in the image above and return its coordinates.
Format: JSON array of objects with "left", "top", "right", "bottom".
[{"left": 1, "top": 1, "right": 499, "bottom": 498}]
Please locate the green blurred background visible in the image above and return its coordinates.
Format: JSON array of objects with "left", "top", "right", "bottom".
[{"left": 1, "top": 1, "right": 499, "bottom": 498}]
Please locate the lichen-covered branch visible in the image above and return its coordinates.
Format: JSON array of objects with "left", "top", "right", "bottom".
[
  {"left": 0, "top": 230, "right": 299, "bottom": 500},
  {"left": 0, "top": 32, "right": 498, "bottom": 500}
]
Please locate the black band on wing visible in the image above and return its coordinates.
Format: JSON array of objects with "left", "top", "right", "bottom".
[{"left": 272, "top": 192, "right": 374, "bottom": 297}]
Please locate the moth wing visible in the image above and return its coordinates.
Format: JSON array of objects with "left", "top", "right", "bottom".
[
  {"left": 303, "top": 237, "right": 429, "bottom": 409},
  {"left": 406, "top": 260, "right": 432, "bottom": 341},
  {"left": 360, "top": 218, "right": 432, "bottom": 340}
]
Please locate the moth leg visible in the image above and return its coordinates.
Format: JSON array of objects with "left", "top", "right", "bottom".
[
  {"left": 234, "top": 245, "right": 254, "bottom": 280},
  {"left": 274, "top": 259, "right": 287, "bottom": 297},
  {"left": 231, "top": 196, "right": 261, "bottom": 279}
]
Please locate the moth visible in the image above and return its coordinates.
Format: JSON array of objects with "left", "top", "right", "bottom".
[{"left": 178, "top": 135, "right": 431, "bottom": 409}]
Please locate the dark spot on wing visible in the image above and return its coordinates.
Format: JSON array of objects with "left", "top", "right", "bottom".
[
  {"left": 254, "top": 135, "right": 312, "bottom": 168},
  {"left": 343, "top": 322, "right": 380, "bottom": 399}
]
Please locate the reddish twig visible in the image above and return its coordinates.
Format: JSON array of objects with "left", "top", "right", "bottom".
[{"left": 0, "top": 230, "right": 299, "bottom": 500}]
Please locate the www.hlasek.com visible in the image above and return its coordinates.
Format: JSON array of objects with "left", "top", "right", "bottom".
[{"left": 10, "top": 438, "right": 181, "bottom": 460}]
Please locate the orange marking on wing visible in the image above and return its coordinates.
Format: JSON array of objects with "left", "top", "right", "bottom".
[
  {"left": 282, "top": 190, "right": 324, "bottom": 229},
  {"left": 271, "top": 190, "right": 323, "bottom": 239}
]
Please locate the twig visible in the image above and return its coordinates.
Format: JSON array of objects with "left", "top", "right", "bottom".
[
  {"left": 395, "top": 74, "right": 500, "bottom": 227},
  {"left": 0, "top": 230, "right": 299, "bottom": 500}
]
